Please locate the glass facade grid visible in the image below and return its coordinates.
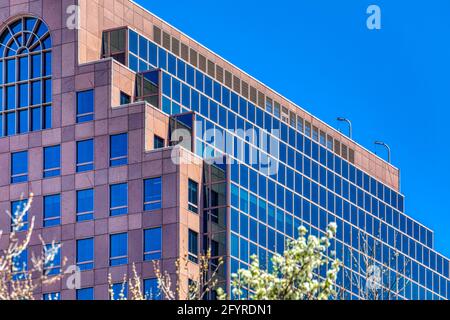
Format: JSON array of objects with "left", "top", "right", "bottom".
[{"left": 127, "top": 28, "right": 449, "bottom": 300}]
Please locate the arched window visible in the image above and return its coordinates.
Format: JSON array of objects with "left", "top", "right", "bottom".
[{"left": 0, "top": 16, "right": 52, "bottom": 137}]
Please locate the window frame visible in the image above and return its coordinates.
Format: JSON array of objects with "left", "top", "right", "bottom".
[
  {"left": 43, "top": 144, "right": 61, "bottom": 178},
  {"left": 76, "top": 139, "right": 94, "bottom": 173},
  {"left": 110, "top": 183, "right": 128, "bottom": 216},
  {"left": 11, "top": 151, "right": 28, "bottom": 183},
  {"left": 43, "top": 194, "right": 61, "bottom": 228},
  {"left": 110, "top": 133, "right": 128, "bottom": 167},
  {"left": 76, "top": 238, "right": 94, "bottom": 271},
  {"left": 76, "top": 188, "right": 94, "bottom": 222},
  {"left": 43, "top": 243, "right": 61, "bottom": 276},
  {"left": 76, "top": 89, "right": 95, "bottom": 123},
  {"left": 143, "top": 227, "right": 162, "bottom": 261},
  {"left": 76, "top": 287, "right": 94, "bottom": 300},
  {"left": 144, "top": 177, "right": 162, "bottom": 211},
  {"left": 188, "top": 229, "right": 199, "bottom": 264},
  {"left": 188, "top": 179, "right": 199, "bottom": 214},
  {"left": 109, "top": 233, "right": 128, "bottom": 267},
  {"left": 153, "top": 135, "right": 165, "bottom": 149}
]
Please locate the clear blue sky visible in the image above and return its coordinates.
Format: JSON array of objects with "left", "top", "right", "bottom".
[{"left": 135, "top": 0, "right": 450, "bottom": 256}]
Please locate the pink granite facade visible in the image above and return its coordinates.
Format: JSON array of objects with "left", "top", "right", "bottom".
[{"left": 0, "top": 0, "right": 205, "bottom": 300}]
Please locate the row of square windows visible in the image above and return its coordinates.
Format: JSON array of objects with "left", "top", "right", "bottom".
[
  {"left": 41, "top": 280, "right": 161, "bottom": 300},
  {"left": 13, "top": 229, "right": 199, "bottom": 288},
  {"left": 10, "top": 175, "right": 199, "bottom": 229},
  {"left": 9, "top": 132, "right": 167, "bottom": 183}
]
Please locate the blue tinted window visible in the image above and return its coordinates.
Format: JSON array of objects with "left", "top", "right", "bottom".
[
  {"left": 11, "top": 151, "right": 28, "bottom": 183},
  {"left": 31, "top": 54, "right": 41, "bottom": 78},
  {"left": 77, "top": 189, "right": 94, "bottom": 222},
  {"left": 5, "top": 85, "right": 14, "bottom": 109},
  {"left": 144, "top": 177, "right": 162, "bottom": 211},
  {"left": 17, "top": 110, "right": 27, "bottom": 134},
  {"left": 168, "top": 53, "right": 176, "bottom": 75},
  {"left": 11, "top": 199, "right": 28, "bottom": 232},
  {"left": 144, "top": 227, "right": 162, "bottom": 261},
  {"left": 111, "top": 283, "right": 128, "bottom": 300},
  {"left": 110, "top": 133, "right": 128, "bottom": 167},
  {"left": 44, "top": 145, "right": 60, "bottom": 178},
  {"left": 12, "top": 248, "right": 27, "bottom": 280},
  {"left": 110, "top": 233, "right": 128, "bottom": 266},
  {"left": 43, "top": 194, "right": 61, "bottom": 227},
  {"left": 139, "top": 35, "right": 148, "bottom": 60},
  {"left": 77, "top": 238, "right": 94, "bottom": 271},
  {"left": 144, "top": 279, "right": 161, "bottom": 300},
  {"left": 31, "top": 81, "right": 41, "bottom": 105},
  {"left": 177, "top": 59, "right": 186, "bottom": 81},
  {"left": 77, "top": 288, "right": 94, "bottom": 300},
  {"left": 110, "top": 183, "right": 128, "bottom": 216},
  {"left": 43, "top": 292, "right": 60, "bottom": 300},
  {"left": 76, "top": 139, "right": 94, "bottom": 172},
  {"left": 44, "top": 243, "right": 61, "bottom": 276},
  {"left": 158, "top": 49, "right": 167, "bottom": 70},
  {"left": 6, "top": 59, "right": 15, "bottom": 83},
  {"left": 18, "top": 83, "right": 28, "bottom": 107},
  {"left": 129, "top": 30, "right": 138, "bottom": 55},
  {"left": 76, "top": 90, "right": 94, "bottom": 123},
  {"left": 31, "top": 107, "right": 41, "bottom": 131},
  {"left": 149, "top": 41, "right": 157, "bottom": 66}
]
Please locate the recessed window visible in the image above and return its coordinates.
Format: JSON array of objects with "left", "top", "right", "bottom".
[
  {"left": 144, "top": 227, "right": 162, "bottom": 261},
  {"left": 120, "top": 91, "right": 131, "bottom": 105},
  {"left": 188, "top": 229, "right": 198, "bottom": 264},
  {"left": 144, "top": 177, "right": 162, "bottom": 211},
  {"left": 188, "top": 179, "right": 198, "bottom": 214},
  {"left": 11, "top": 151, "right": 28, "bottom": 183},
  {"left": 154, "top": 135, "right": 165, "bottom": 149},
  {"left": 11, "top": 199, "right": 28, "bottom": 232},
  {"left": 43, "top": 194, "right": 61, "bottom": 227},
  {"left": 111, "top": 283, "right": 128, "bottom": 300},
  {"left": 76, "top": 90, "right": 94, "bottom": 123},
  {"left": 76, "top": 189, "right": 94, "bottom": 222},
  {"left": 44, "top": 243, "right": 61, "bottom": 276},
  {"left": 12, "top": 248, "right": 27, "bottom": 281},
  {"left": 76, "top": 139, "right": 94, "bottom": 172},
  {"left": 43, "top": 292, "right": 60, "bottom": 300},
  {"left": 43, "top": 145, "right": 61, "bottom": 178},
  {"left": 77, "top": 288, "right": 94, "bottom": 300},
  {"left": 144, "top": 279, "right": 161, "bottom": 300},
  {"left": 110, "top": 233, "right": 128, "bottom": 267},
  {"left": 110, "top": 183, "right": 128, "bottom": 216},
  {"left": 110, "top": 133, "right": 128, "bottom": 167},
  {"left": 77, "top": 238, "right": 94, "bottom": 271}
]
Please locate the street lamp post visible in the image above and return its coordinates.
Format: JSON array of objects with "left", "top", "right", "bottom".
[
  {"left": 375, "top": 141, "right": 391, "bottom": 163},
  {"left": 337, "top": 117, "right": 353, "bottom": 139}
]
